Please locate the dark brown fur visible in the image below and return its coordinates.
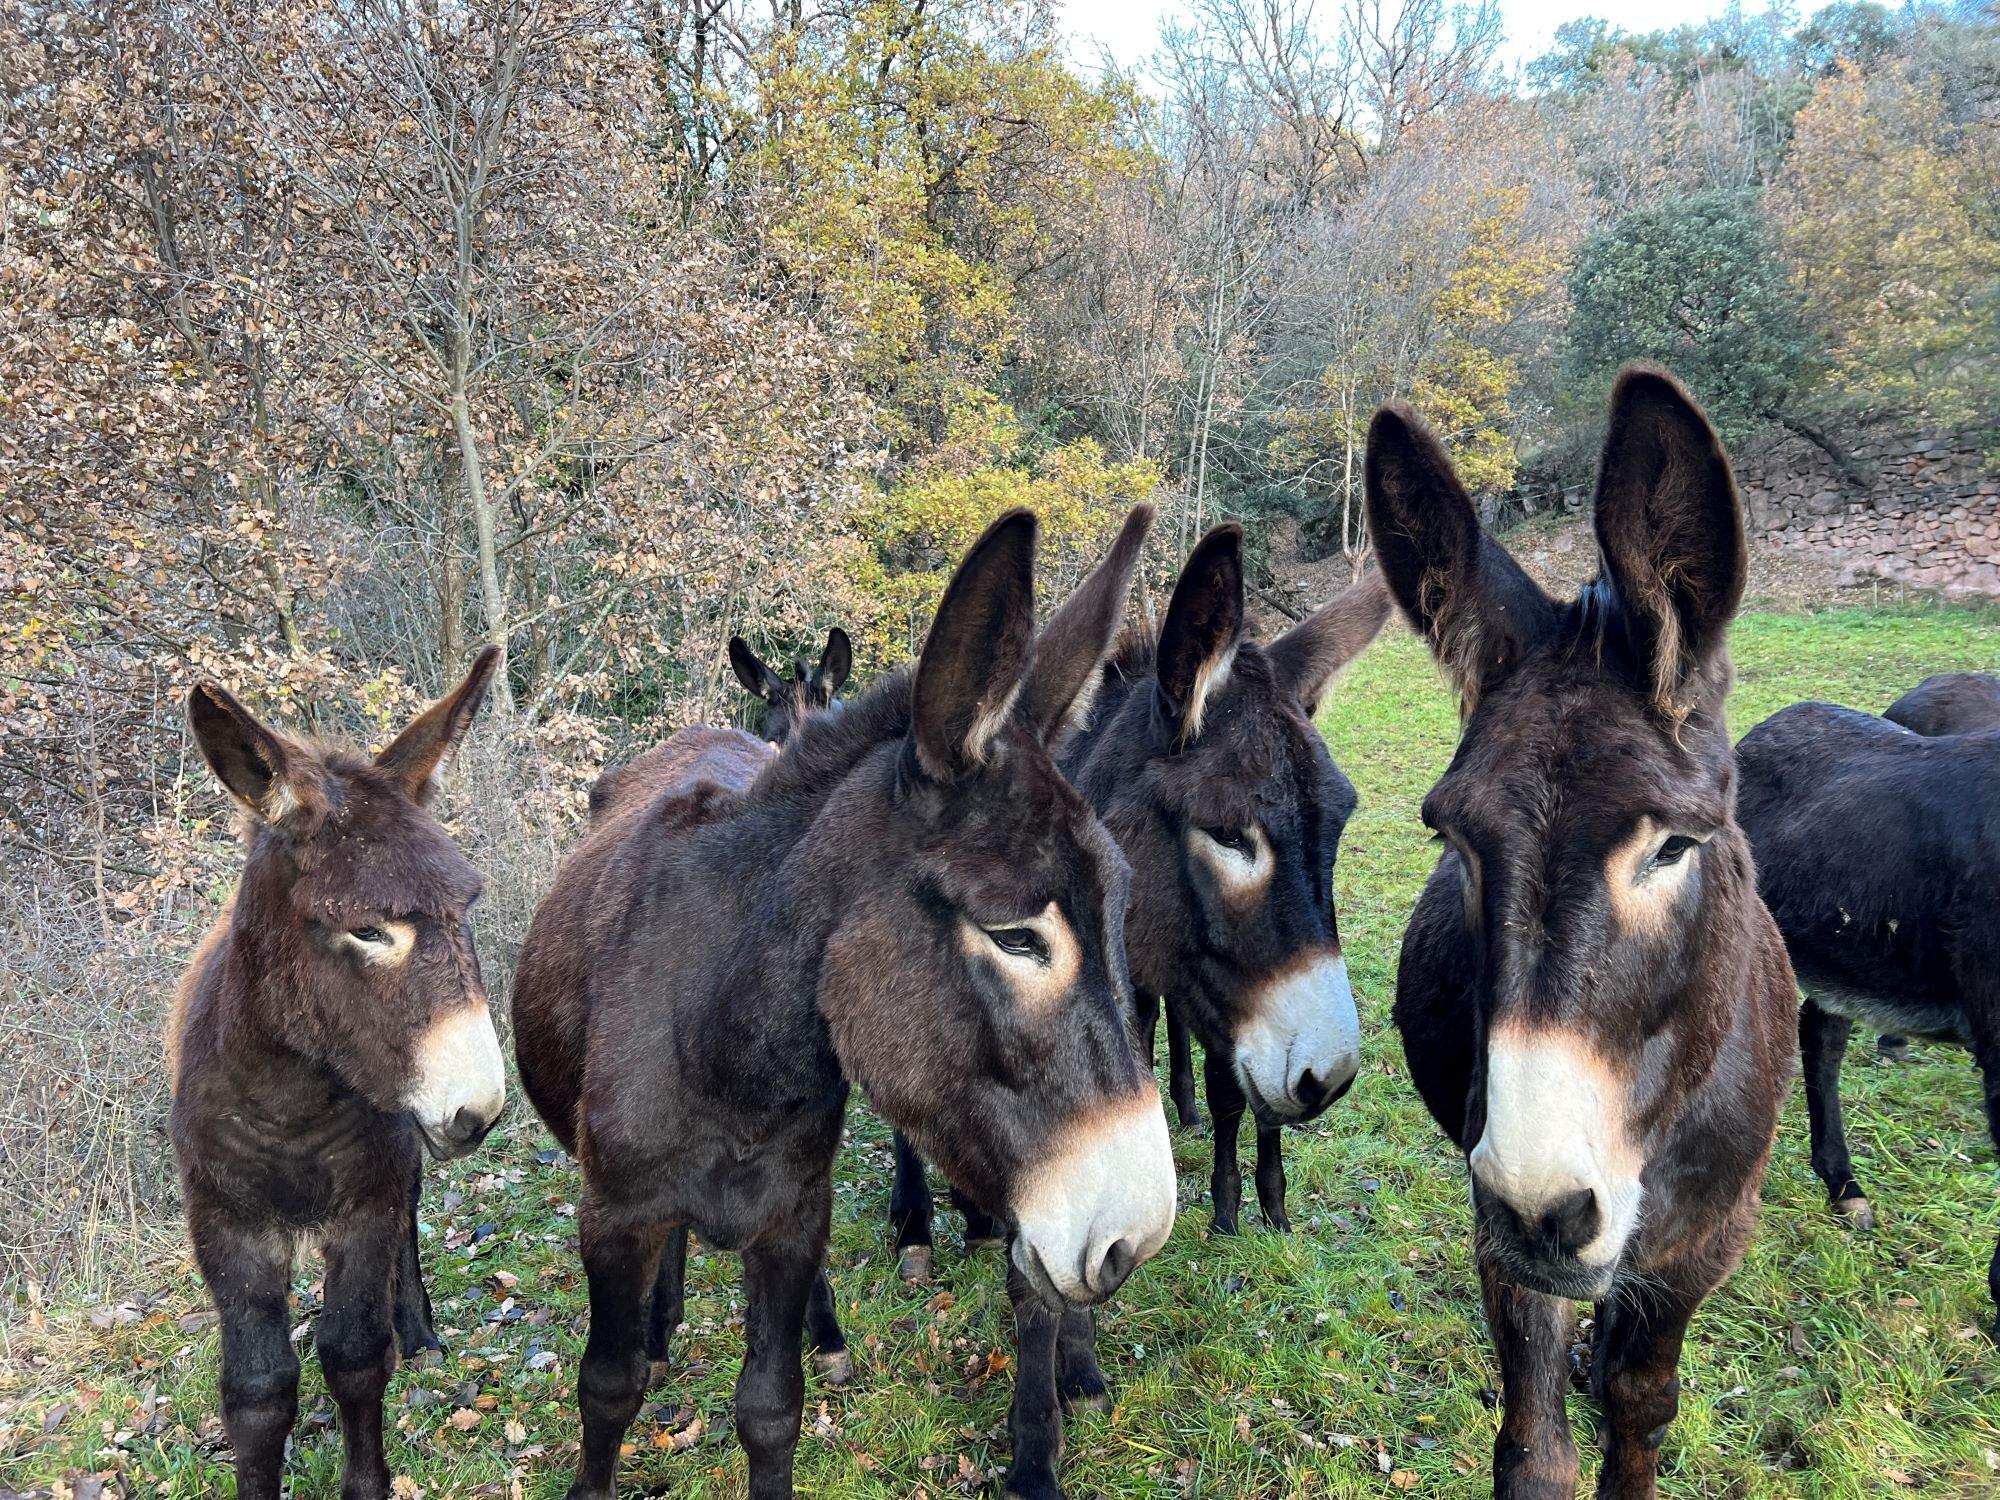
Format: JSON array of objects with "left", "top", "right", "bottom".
[
  {"left": 1367, "top": 368, "right": 1796, "bottom": 1500},
  {"left": 171, "top": 650, "right": 503, "bottom": 1500}
]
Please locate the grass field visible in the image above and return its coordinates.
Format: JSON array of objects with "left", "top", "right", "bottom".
[{"left": 6, "top": 603, "right": 2000, "bottom": 1499}]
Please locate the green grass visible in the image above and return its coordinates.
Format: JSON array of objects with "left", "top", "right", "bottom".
[{"left": 7, "top": 604, "right": 2000, "bottom": 1498}]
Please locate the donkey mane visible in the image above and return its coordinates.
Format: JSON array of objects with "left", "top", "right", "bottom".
[{"left": 752, "top": 662, "right": 921, "bottom": 806}]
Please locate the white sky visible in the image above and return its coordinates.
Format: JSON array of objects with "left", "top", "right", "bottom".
[{"left": 1058, "top": 0, "right": 1756, "bottom": 76}]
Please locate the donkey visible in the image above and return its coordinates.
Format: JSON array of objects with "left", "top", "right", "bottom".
[
  {"left": 1883, "top": 670, "right": 2000, "bottom": 736},
  {"left": 730, "top": 627, "right": 853, "bottom": 745},
  {"left": 1367, "top": 367, "right": 1796, "bottom": 1499},
  {"left": 1736, "top": 700, "right": 2000, "bottom": 1334},
  {"left": 510, "top": 509, "right": 1177, "bottom": 1500},
  {"left": 169, "top": 648, "right": 506, "bottom": 1500}
]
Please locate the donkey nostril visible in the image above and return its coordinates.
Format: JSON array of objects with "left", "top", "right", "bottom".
[
  {"left": 1294, "top": 1068, "right": 1324, "bottom": 1109},
  {"left": 1537, "top": 1187, "right": 1600, "bottom": 1258},
  {"left": 447, "top": 1106, "right": 487, "bottom": 1144},
  {"left": 1096, "top": 1237, "right": 1139, "bottom": 1297}
]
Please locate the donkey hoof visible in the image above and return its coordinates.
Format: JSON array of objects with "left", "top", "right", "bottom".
[
  {"left": 1835, "top": 1195, "right": 1877, "bottom": 1231},
  {"left": 814, "top": 1349, "right": 855, "bottom": 1386},
  {"left": 1060, "top": 1370, "right": 1111, "bottom": 1413},
  {"left": 404, "top": 1344, "right": 445, "bottom": 1370},
  {"left": 898, "top": 1245, "right": 934, "bottom": 1284},
  {"left": 1210, "top": 1213, "right": 1238, "bottom": 1237},
  {"left": 647, "top": 1358, "right": 675, "bottom": 1389},
  {"left": 1263, "top": 1211, "right": 1292, "bottom": 1234},
  {"left": 963, "top": 1235, "right": 1006, "bottom": 1255},
  {"left": 1877, "top": 1035, "right": 1911, "bottom": 1062},
  {"left": 1003, "top": 1476, "right": 1065, "bottom": 1500}
]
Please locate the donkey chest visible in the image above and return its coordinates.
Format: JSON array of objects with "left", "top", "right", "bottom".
[{"left": 177, "top": 1085, "right": 411, "bottom": 1226}]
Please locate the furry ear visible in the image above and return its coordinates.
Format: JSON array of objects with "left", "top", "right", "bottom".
[
  {"left": 187, "top": 681, "right": 327, "bottom": 826},
  {"left": 1155, "top": 524, "right": 1244, "bottom": 741},
  {"left": 1017, "top": 503, "right": 1154, "bottom": 749},
  {"left": 376, "top": 645, "right": 502, "bottom": 806},
  {"left": 910, "top": 510, "right": 1038, "bottom": 782},
  {"left": 1264, "top": 566, "right": 1395, "bottom": 720},
  {"left": 1591, "top": 364, "right": 1746, "bottom": 713},
  {"left": 1364, "top": 403, "right": 1553, "bottom": 708},
  {"left": 729, "top": 637, "right": 785, "bottom": 705},
  {"left": 810, "top": 627, "right": 853, "bottom": 705}
]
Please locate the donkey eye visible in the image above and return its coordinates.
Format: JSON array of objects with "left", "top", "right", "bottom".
[
  {"left": 1652, "top": 835, "right": 1700, "bottom": 868},
  {"left": 349, "top": 926, "right": 390, "bottom": 945},
  {"left": 1204, "top": 826, "right": 1253, "bottom": 855},
  {"left": 988, "top": 927, "right": 1050, "bottom": 964}
]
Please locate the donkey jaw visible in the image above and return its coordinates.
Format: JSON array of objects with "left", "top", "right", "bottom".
[
  {"left": 1231, "top": 953, "right": 1362, "bottom": 1126},
  {"left": 1010, "top": 1089, "right": 1176, "bottom": 1308},
  {"left": 404, "top": 1001, "right": 506, "bottom": 1159}
]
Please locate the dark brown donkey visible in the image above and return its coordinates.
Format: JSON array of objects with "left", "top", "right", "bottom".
[
  {"left": 1736, "top": 697, "right": 2000, "bottom": 1334},
  {"left": 1367, "top": 367, "right": 1796, "bottom": 1500},
  {"left": 511, "top": 510, "right": 1177, "bottom": 1500},
  {"left": 169, "top": 649, "right": 506, "bottom": 1500},
  {"left": 730, "top": 627, "right": 853, "bottom": 745}
]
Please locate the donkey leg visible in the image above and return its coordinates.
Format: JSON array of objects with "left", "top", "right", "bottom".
[
  {"left": 1800, "top": 999, "right": 1873, "bottom": 1228},
  {"left": 1003, "top": 1262, "right": 1067, "bottom": 1500},
  {"left": 1166, "top": 1001, "right": 1201, "bottom": 1130},
  {"left": 1253, "top": 1124, "right": 1290, "bottom": 1232},
  {"left": 645, "top": 1225, "right": 688, "bottom": 1383},
  {"left": 1959, "top": 978, "right": 2000, "bottom": 1338},
  {"left": 1055, "top": 1306, "right": 1108, "bottom": 1411},
  {"left": 1204, "top": 1050, "right": 1246, "bottom": 1235},
  {"left": 1589, "top": 1282, "right": 1699, "bottom": 1500},
  {"left": 890, "top": 1130, "right": 937, "bottom": 1283},
  {"left": 189, "top": 1205, "right": 298, "bottom": 1500},
  {"left": 959, "top": 1193, "right": 1008, "bottom": 1253},
  {"left": 318, "top": 1204, "right": 400, "bottom": 1500},
  {"left": 805, "top": 1268, "right": 854, "bottom": 1385},
  {"left": 737, "top": 1232, "right": 822, "bottom": 1500},
  {"left": 1478, "top": 1252, "right": 1578, "bottom": 1500},
  {"left": 1133, "top": 991, "right": 1160, "bottom": 1070},
  {"left": 392, "top": 1162, "right": 442, "bottom": 1361},
  {"left": 568, "top": 1204, "right": 668, "bottom": 1500}
]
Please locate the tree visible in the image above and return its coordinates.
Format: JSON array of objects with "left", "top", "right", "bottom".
[{"left": 1561, "top": 189, "right": 1817, "bottom": 442}]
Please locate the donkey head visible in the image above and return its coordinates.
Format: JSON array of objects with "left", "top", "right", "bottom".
[
  {"left": 1071, "top": 526, "right": 1392, "bottom": 1128},
  {"left": 186, "top": 648, "right": 507, "bottom": 1159},
  {"left": 730, "top": 628, "right": 852, "bottom": 745},
  {"left": 811, "top": 506, "right": 1176, "bottom": 1307},
  {"left": 1366, "top": 366, "right": 1751, "bottom": 1298}
]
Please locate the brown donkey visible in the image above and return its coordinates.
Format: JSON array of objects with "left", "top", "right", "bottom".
[
  {"left": 1367, "top": 368, "right": 1795, "bottom": 1499},
  {"left": 170, "top": 648, "right": 506, "bottom": 1500},
  {"left": 730, "top": 627, "right": 853, "bottom": 745},
  {"left": 511, "top": 509, "right": 1177, "bottom": 1500}
]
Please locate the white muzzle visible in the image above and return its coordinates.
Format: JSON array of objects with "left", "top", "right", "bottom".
[
  {"left": 1232, "top": 953, "right": 1362, "bottom": 1122},
  {"left": 404, "top": 1001, "right": 507, "bottom": 1158},
  {"left": 1011, "top": 1088, "right": 1177, "bottom": 1306}
]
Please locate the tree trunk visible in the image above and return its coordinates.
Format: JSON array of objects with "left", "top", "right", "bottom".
[{"left": 451, "top": 388, "right": 515, "bottom": 713}]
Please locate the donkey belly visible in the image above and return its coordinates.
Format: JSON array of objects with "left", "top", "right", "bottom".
[{"left": 1795, "top": 957, "right": 1970, "bottom": 1045}]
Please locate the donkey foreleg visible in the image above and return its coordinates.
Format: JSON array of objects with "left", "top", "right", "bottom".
[
  {"left": 804, "top": 1267, "right": 853, "bottom": 1385},
  {"left": 889, "top": 1131, "right": 937, "bottom": 1282},
  {"left": 1799, "top": 999, "right": 1874, "bottom": 1228},
  {"left": 645, "top": 1226, "right": 688, "bottom": 1380},
  {"left": 737, "top": 1232, "right": 823, "bottom": 1500},
  {"left": 1055, "top": 1305, "right": 1107, "bottom": 1411},
  {"left": 1165, "top": 1001, "right": 1200, "bottom": 1130},
  {"left": 392, "top": 1164, "right": 442, "bottom": 1361},
  {"left": 1588, "top": 1282, "right": 1698, "bottom": 1500},
  {"left": 1478, "top": 1254, "right": 1578, "bottom": 1500},
  {"left": 568, "top": 1206, "right": 668, "bottom": 1500},
  {"left": 1203, "top": 1051, "right": 1246, "bottom": 1235},
  {"left": 1253, "top": 1124, "right": 1290, "bottom": 1232},
  {"left": 189, "top": 1205, "right": 298, "bottom": 1500},
  {"left": 317, "top": 1203, "right": 401, "bottom": 1500},
  {"left": 1002, "top": 1260, "right": 1068, "bottom": 1500},
  {"left": 1133, "top": 991, "right": 1160, "bottom": 1069},
  {"left": 1959, "top": 965, "right": 2000, "bottom": 1338}
]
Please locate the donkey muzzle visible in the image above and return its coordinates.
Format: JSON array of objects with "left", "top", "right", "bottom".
[
  {"left": 1232, "top": 953, "right": 1362, "bottom": 1126},
  {"left": 1010, "top": 1087, "right": 1177, "bottom": 1308},
  {"left": 405, "top": 1001, "right": 506, "bottom": 1160}
]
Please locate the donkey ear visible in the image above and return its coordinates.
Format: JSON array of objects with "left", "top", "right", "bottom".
[
  {"left": 729, "top": 637, "right": 784, "bottom": 705},
  {"left": 187, "top": 681, "right": 326, "bottom": 826},
  {"left": 1156, "top": 523, "right": 1244, "bottom": 740},
  {"left": 1265, "top": 566, "right": 1395, "bottom": 720},
  {"left": 1017, "top": 503, "right": 1153, "bottom": 749},
  {"left": 911, "top": 509, "right": 1038, "bottom": 782},
  {"left": 1364, "top": 403, "right": 1553, "bottom": 705},
  {"left": 1591, "top": 365, "right": 1746, "bottom": 711},
  {"left": 376, "top": 645, "right": 502, "bottom": 806},
  {"left": 812, "top": 627, "right": 853, "bottom": 702}
]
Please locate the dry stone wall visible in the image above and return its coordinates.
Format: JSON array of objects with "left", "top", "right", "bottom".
[{"left": 1738, "top": 423, "right": 2000, "bottom": 603}]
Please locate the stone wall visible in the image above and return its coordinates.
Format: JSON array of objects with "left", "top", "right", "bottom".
[{"left": 1738, "top": 422, "right": 2000, "bottom": 603}]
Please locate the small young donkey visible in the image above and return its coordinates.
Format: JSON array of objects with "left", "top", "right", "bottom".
[
  {"left": 1368, "top": 368, "right": 1795, "bottom": 1499},
  {"left": 513, "top": 510, "right": 1176, "bottom": 1500},
  {"left": 170, "top": 647, "right": 506, "bottom": 1500},
  {"left": 730, "top": 627, "right": 852, "bottom": 745}
]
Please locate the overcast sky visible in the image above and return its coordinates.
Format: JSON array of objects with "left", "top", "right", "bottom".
[{"left": 1058, "top": 0, "right": 1755, "bottom": 76}]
